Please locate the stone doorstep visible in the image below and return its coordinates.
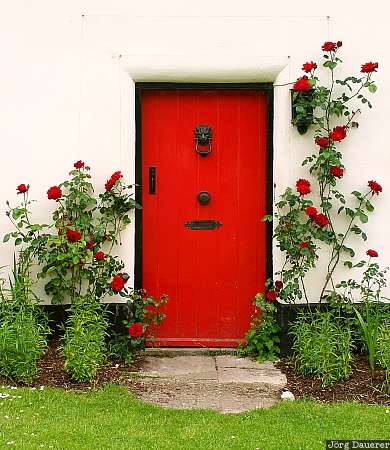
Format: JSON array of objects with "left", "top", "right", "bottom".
[
  {"left": 134, "top": 378, "right": 282, "bottom": 413},
  {"left": 134, "top": 356, "right": 287, "bottom": 390},
  {"left": 137, "top": 371, "right": 218, "bottom": 381},
  {"left": 217, "top": 367, "right": 287, "bottom": 386},
  {"left": 145, "top": 347, "right": 236, "bottom": 357},
  {"left": 134, "top": 369, "right": 286, "bottom": 388},
  {"left": 138, "top": 355, "right": 216, "bottom": 375},
  {"left": 215, "top": 355, "right": 276, "bottom": 370},
  {"left": 136, "top": 355, "right": 285, "bottom": 385},
  {"left": 138, "top": 355, "right": 277, "bottom": 374},
  {"left": 130, "top": 354, "right": 287, "bottom": 412},
  {"left": 135, "top": 374, "right": 285, "bottom": 390}
]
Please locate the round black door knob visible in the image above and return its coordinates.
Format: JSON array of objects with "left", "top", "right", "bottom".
[{"left": 197, "top": 191, "right": 211, "bottom": 205}]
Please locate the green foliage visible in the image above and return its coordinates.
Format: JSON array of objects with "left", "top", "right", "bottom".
[
  {"left": 108, "top": 290, "right": 168, "bottom": 363},
  {"left": 0, "top": 256, "right": 48, "bottom": 383},
  {"left": 0, "top": 307, "right": 48, "bottom": 383},
  {"left": 353, "top": 303, "right": 382, "bottom": 372},
  {"left": 61, "top": 298, "right": 108, "bottom": 382},
  {"left": 237, "top": 293, "right": 280, "bottom": 362},
  {"left": 290, "top": 310, "right": 354, "bottom": 387},
  {"left": 377, "top": 320, "right": 390, "bottom": 391},
  {"left": 336, "top": 261, "right": 389, "bottom": 373}
]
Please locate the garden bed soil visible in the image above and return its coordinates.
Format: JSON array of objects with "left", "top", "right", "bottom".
[
  {"left": 276, "top": 356, "right": 389, "bottom": 405},
  {"left": 0, "top": 340, "right": 142, "bottom": 391},
  {"left": 1, "top": 341, "right": 389, "bottom": 406}
]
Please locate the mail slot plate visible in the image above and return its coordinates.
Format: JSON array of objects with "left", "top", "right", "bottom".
[{"left": 185, "top": 220, "right": 222, "bottom": 230}]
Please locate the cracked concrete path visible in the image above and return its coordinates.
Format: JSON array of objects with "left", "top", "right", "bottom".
[{"left": 128, "top": 353, "right": 286, "bottom": 413}]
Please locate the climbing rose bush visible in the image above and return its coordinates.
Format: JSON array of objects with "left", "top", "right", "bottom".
[
  {"left": 264, "top": 41, "right": 383, "bottom": 304},
  {"left": 4, "top": 162, "right": 140, "bottom": 304}
]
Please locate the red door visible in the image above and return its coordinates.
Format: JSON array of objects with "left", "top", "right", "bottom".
[{"left": 140, "top": 88, "right": 269, "bottom": 347}]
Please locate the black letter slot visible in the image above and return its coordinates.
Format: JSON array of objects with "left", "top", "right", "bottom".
[{"left": 185, "top": 220, "right": 222, "bottom": 230}]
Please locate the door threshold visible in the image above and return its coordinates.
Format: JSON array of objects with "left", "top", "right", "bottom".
[{"left": 144, "top": 347, "right": 236, "bottom": 357}]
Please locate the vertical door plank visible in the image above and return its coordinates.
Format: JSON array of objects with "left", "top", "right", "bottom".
[
  {"left": 216, "top": 91, "right": 240, "bottom": 339},
  {"left": 175, "top": 90, "right": 199, "bottom": 339},
  {"left": 196, "top": 91, "right": 220, "bottom": 339}
]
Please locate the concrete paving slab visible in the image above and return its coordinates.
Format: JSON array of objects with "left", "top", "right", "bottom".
[
  {"left": 257, "top": 361, "right": 278, "bottom": 370},
  {"left": 216, "top": 355, "right": 263, "bottom": 369},
  {"left": 134, "top": 379, "right": 277, "bottom": 413},
  {"left": 217, "top": 367, "right": 287, "bottom": 387},
  {"left": 138, "top": 355, "right": 218, "bottom": 381}
]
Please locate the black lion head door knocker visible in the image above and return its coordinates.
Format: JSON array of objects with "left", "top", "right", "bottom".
[{"left": 194, "top": 124, "right": 212, "bottom": 156}]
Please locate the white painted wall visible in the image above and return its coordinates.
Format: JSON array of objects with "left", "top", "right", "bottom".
[{"left": 0, "top": 0, "right": 389, "bottom": 303}]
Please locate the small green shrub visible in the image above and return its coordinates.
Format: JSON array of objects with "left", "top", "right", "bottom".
[
  {"left": 377, "top": 320, "right": 390, "bottom": 391},
  {"left": 61, "top": 299, "right": 108, "bottom": 382},
  {"left": 237, "top": 293, "right": 280, "bottom": 362},
  {"left": 353, "top": 301, "right": 388, "bottom": 371},
  {"left": 290, "top": 310, "right": 354, "bottom": 387},
  {"left": 0, "top": 257, "right": 48, "bottom": 383},
  {"left": 0, "top": 306, "right": 48, "bottom": 383}
]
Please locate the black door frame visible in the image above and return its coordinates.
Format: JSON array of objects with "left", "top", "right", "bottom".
[{"left": 134, "top": 82, "right": 274, "bottom": 290}]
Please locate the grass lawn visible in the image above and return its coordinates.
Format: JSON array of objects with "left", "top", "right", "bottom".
[{"left": 0, "top": 384, "right": 388, "bottom": 450}]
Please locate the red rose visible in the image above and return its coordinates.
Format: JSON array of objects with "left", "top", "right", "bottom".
[
  {"left": 274, "top": 280, "right": 283, "bottom": 291},
  {"left": 368, "top": 180, "right": 382, "bottom": 194},
  {"left": 305, "top": 206, "right": 318, "bottom": 218},
  {"left": 111, "top": 171, "right": 122, "bottom": 181},
  {"left": 315, "top": 136, "right": 329, "bottom": 148},
  {"left": 366, "top": 249, "right": 378, "bottom": 258},
  {"left": 74, "top": 160, "right": 85, "bottom": 169},
  {"left": 86, "top": 239, "right": 95, "bottom": 250},
  {"left": 66, "top": 228, "right": 81, "bottom": 243},
  {"left": 329, "top": 166, "right": 344, "bottom": 178},
  {"left": 296, "top": 179, "right": 311, "bottom": 196},
  {"left": 361, "top": 62, "right": 378, "bottom": 73},
  {"left": 17, "top": 184, "right": 29, "bottom": 194},
  {"left": 302, "top": 61, "right": 317, "bottom": 73},
  {"left": 104, "top": 178, "right": 115, "bottom": 191},
  {"left": 111, "top": 274, "right": 125, "bottom": 292},
  {"left": 105, "top": 171, "right": 123, "bottom": 191},
  {"left": 336, "top": 41, "right": 343, "bottom": 48},
  {"left": 329, "top": 126, "right": 347, "bottom": 142},
  {"left": 94, "top": 251, "right": 105, "bottom": 261},
  {"left": 47, "top": 186, "right": 62, "bottom": 200},
  {"left": 128, "top": 322, "right": 143, "bottom": 338},
  {"left": 322, "top": 41, "right": 337, "bottom": 52},
  {"left": 299, "top": 241, "right": 310, "bottom": 249},
  {"left": 118, "top": 272, "right": 129, "bottom": 284},
  {"left": 293, "top": 76, "right": 312, "bottom": 92},
  {"left": 265, "top": 290, "right": 277, "bottom": 302},
  {"left": 314, "top": 213, "right": 329, "bottom": 228}
]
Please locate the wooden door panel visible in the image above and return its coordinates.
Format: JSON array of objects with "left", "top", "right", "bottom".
[{"left": 140, "top": 89, "right": 268, "bottom": 347}]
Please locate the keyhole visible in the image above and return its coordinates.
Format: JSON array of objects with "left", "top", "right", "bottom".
[{"left": 197, "top": 191, "right": 211, "bottom": 205}]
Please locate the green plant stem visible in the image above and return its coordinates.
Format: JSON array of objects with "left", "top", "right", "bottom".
[{"left": 320, "top": 192, "right": 370, "bottom": 301}]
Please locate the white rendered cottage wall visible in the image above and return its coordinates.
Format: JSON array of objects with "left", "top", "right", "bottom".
[{"left": 0, "top": 1, "right": 389, "bottom": 303}]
